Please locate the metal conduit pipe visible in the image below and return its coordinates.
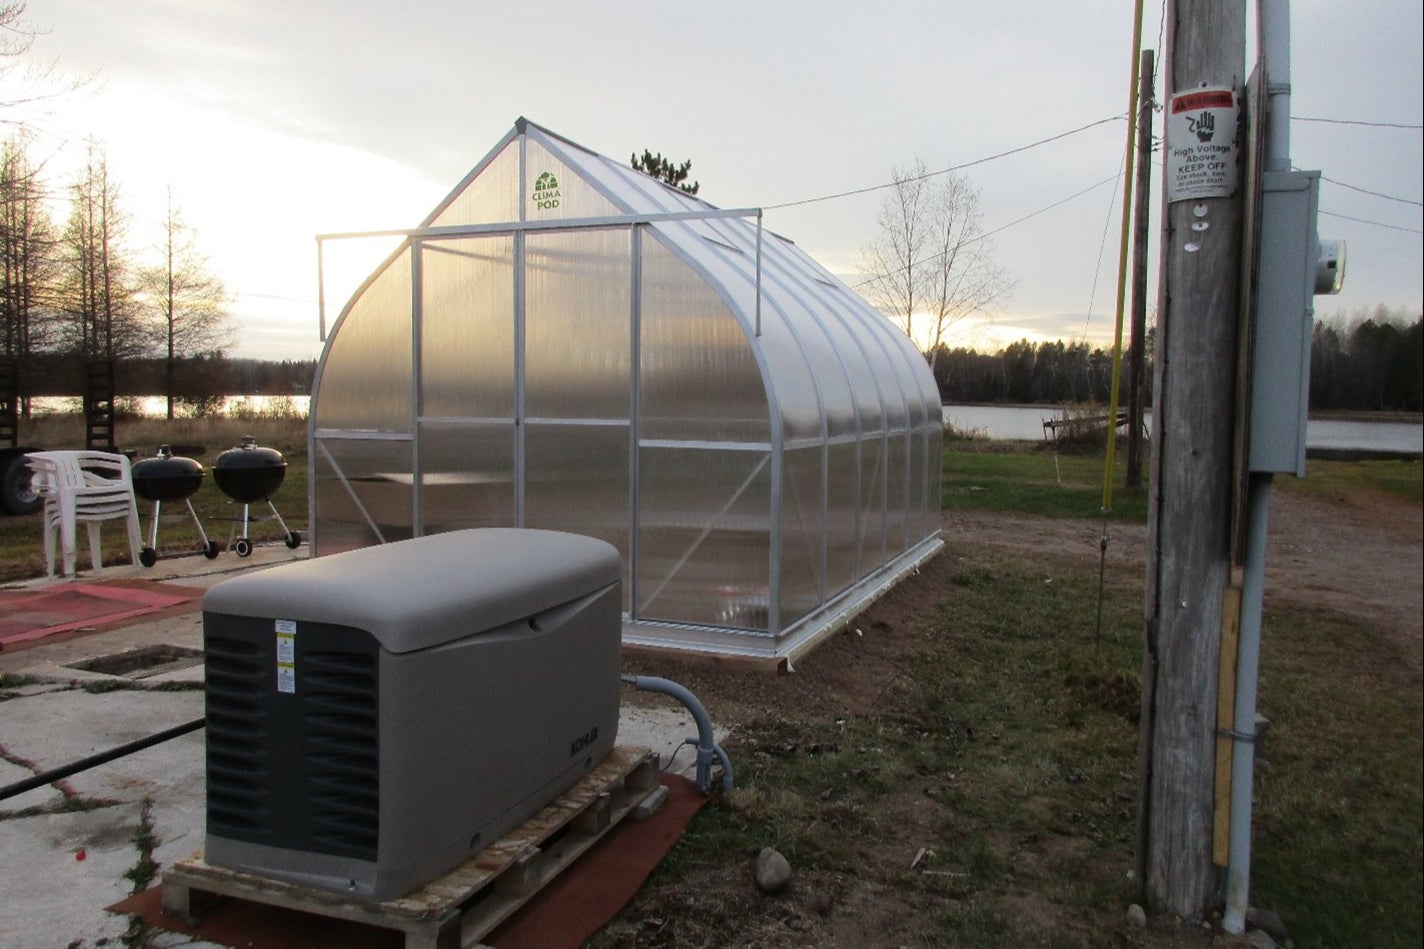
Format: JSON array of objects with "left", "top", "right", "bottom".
[
  {"left": 0, "top": 717, "right": 206, "bottom": 803},
  {"left": 622, "top": 674, "right": 733, "bottom": 793}
]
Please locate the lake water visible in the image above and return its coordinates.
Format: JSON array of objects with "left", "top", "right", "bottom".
[
  {"left": 21, "top": 396, "right": 1421, "bottom": 455},
  {"left": 943, "top": 404, "right": 1423, "bottom": 455},
  {"left": 29, "top": 395, "right": 311, "bottom": 418}
]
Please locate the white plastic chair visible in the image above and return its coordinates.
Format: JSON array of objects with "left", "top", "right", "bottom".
[{"left": 26, "top": 450, "right": 143, "bottom": 578}]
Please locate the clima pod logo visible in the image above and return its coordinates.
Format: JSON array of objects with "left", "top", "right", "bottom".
[{"left": 532, "top": 172, "right": 561, "bottom": 210}]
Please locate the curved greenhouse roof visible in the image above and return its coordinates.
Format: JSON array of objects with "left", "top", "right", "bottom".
[{"left": 309, "top": 118, "right": 942, "bottom": 660}]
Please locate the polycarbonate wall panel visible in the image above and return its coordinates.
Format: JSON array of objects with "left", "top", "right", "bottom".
[
  {"left": 825, "top": 440, "right": 860, "bottom": 596},
  {"left": 525, "top": 422, "right": 630, "bottom": 610},
  {"left": 429, "top": 140, "right": 520, "bottom": 228},
  {"left": 525, "top": 139, "right": 620, "bottom": 221},
  {"left": 869, "top": 342, "right": 912, "bottom": 435},
  {"left": 909, "top": 426, "right": 929, "bottom": 541},
  {"left": 713, "top": 225, "right": 860, "bottom": 439},
  {"left": 678, "top": 226, "right": 822, "bottom": 442},
  {"left": 885, "top": 434, "right": 909, "bottom": 556},
  {"left": 636, "top": 446, "right": 771, "bottom": 632},
  {"left": 417, "top": 423, "right": 515, "bottom": 533},
  {"left": 420, "top": 237, "right": 515, "bottom": 419},
  {"left": 859, "top": 436, "right": 887, "bottom": 572},
  {"left": 525, "top": 229, "right": 631, "bottom": 420},
  {"left": 639, "top": 237, "right": 768, "bottom": 443},
  {"left": 315, "top": 250, "right": 413, "bottom": 432},
  {"left": 927, "top": 422, "right": 944, "bottom": 533},
  {"left": 779, "top": 446, "right": 824, "bottom": 631},
  {"left": 798, "top": 297, "right": 878, "bottom": 439},
  {"left": 312, "top": 437, "right": 413, "bottom": 555}
]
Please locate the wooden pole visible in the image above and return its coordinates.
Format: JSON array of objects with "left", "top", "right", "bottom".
[
  {"left": 1139, "top": 0, "right": 1246, "bottom": 918},
  {"left": 1126, "top": 49, "right": 1155, "bottom": 490}
]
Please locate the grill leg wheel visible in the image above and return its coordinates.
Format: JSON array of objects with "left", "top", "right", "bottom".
[
  {"left": 235, "top": 538, "right": 252, "bottom": 558},
  {"left": 285, "top": 531, "right": 302, "bottom": 549},
  {"left": 205, "top": 540, "right": 221, "bottom": 560},
  {"left": 139, "top": 547, "right": 157, "bottom": 568}
]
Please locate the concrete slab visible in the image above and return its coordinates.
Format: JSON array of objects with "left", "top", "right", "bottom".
[
  {"left": 0, "top": 688, "right": 204, "bottom": 804},
  {"left": 148, "top": 932, "right": 227, "bottom": 949},
  {"left": 0, "top": 802, "right": 145, "bottom": 949},
  {"left": 0, "top": 757, "right": 62, "bottom": 813},
  {"left": 618, "top": 702, "right": 729, "bottom": 779}
]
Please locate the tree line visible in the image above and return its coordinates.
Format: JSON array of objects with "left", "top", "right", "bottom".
[
  {"left": 1, "top": 133, "right": 235, "bottom": 419},
  {"left": 926, "top": 307, "right": 1420, "bottom": 412},
  {"left": 1309, "top": 308, "right": 1422, "bottom": 412},
  {"left": 930, "top": 338, "right": 1132, "bottom": 405},
  {"left": 15, "top": 353, "right": 314, "bottom": 400}
]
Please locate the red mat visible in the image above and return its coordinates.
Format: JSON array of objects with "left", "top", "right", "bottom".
[
  {"left": 0, "top": 581, "right": 200, "bottom": 649},
  {"left": 108, "top": 774, "right": 709, "bottom": 949}
]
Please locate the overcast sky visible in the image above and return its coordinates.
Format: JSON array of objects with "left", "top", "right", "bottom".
[{"left": 4, "top": 0, "right": 1420, "bottom": 360}]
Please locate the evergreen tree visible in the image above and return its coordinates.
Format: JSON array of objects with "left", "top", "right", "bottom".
[{"left": 630, "top": 150, "right": 699, "bottom": 194}]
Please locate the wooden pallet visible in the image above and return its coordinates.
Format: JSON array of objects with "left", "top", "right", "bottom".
[{"left": 161, "top": 746, "right": 660, "bottom": 949}]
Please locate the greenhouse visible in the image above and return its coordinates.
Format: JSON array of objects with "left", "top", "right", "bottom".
[{"left": 308, "top": 118, "right": 943, "bottom": 660}]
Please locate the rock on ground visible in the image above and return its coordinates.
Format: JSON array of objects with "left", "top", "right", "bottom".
[{"left": 754, "top": 847, "right": 792, "bottom": 894}]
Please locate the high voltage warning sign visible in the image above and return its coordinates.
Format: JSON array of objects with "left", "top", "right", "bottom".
[{"left": 1166, "top": 88, "right": 1238, "bottom": 202}]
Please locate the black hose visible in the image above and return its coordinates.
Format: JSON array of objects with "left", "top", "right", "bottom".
[{"left": 0, "top": 717, "right": 206, "bottom": 803}]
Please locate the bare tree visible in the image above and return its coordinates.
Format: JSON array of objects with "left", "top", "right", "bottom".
[
  {"left": 138, "top": 189, "right": 233, "bottom": 418},
  {"left": 860, "top": 161, "right": 931, "bottom": 341},
  {"left": 919, "top": 174, "right": 1012, "bottom": 370},
  {"left": 56, "top": 143, "right": 145, "bottom": 361},
  {"left": 0, "top": 1, "right": 36, "bottom": 62},
  {"left": 0, "top": 131, "right": 59, "bottom": 413},
  {"left": 1, "top": 2, "right": 92, "bottom": 119},
  {"left": 861, "top": 160, "right": 1012, "bottom": 368}
]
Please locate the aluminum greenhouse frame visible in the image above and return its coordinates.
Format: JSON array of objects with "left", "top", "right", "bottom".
[{"left": 309, "top": 118, "right": 942, "bottom": 661}]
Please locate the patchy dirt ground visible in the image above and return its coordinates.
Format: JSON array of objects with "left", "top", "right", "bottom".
[
  {"left": 935, "top": 476, "right": 1424, "bottom": 682},
  {"left": 613, "top": 481, "right": 1422, "bottom": 948}
]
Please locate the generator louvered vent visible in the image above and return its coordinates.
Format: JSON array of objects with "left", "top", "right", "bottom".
[
  {"left": 205, "top": 636, "right": 268, "bottom": 836},
  {"left": 204, "top": 628, "right": 380, "bottom": 861},
  {"left": 303, "top": 650, "right": 379, "bottom": 855}
]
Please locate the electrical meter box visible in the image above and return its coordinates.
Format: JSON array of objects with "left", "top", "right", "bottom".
[
  {"left": 201, "top": 528, "right": 622, "bottom": 901},
  {"left": 1249, "top": 170, "right": 1322, "bottom": 476}
]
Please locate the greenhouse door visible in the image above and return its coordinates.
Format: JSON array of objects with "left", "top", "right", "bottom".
[{"left": 521, "top": 228, "right": 633, "bottom": 611}]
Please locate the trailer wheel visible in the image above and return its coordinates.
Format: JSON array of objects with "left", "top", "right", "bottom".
[{"left": 0, "top": 453, "right": 41, "bottom": 516}]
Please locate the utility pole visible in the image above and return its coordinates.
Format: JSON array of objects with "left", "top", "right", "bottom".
[
  {"left": 1138, "top": 0, "right": 1246, "bottom": 919},
  {"left": 1126, "top": 49, "right": 1155, "bottom": 490}
]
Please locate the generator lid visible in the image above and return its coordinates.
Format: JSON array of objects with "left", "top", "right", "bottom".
[{"left": 203, "top": 528, "right": 620, "bottom": 654}]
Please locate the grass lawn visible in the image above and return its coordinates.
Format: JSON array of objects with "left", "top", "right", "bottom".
[
  {"left": 942, "top": 439, "right": 1151, "bottom": 522},
  {"left": 0, "top": 414, "right": 308, "bottom": 583}
]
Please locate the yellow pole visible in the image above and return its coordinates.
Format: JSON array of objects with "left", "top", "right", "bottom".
[{"left": 1102, "top": 0, "right": 1148, "bottom": 512}]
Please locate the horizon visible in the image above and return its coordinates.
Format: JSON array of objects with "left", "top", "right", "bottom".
[{"left": 1, "top": 1, "right": 1419, "bottom": 362}]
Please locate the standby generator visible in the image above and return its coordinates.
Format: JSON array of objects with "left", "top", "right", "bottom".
[{"left": 200, "top": 528, "right": 622, "bottom": 901}]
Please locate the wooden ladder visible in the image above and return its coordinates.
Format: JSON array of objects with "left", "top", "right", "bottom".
[
  {"left": 84, "top": 358, "right": 116, "bottom": 450},
  {"left": 0, "top": 359, "right": 16, "bottom": 448}
]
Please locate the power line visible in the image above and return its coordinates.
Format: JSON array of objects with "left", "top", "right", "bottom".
[
  {"left": 852, "top": 172, "right": 1122, "bottom": 289},
  {"left": 1082, "top": 157, "right": 1127, "bottom": 340},
  {"left": 765, "top": 115, "right": 1125, "bottom": 211},
  {"left": 1318, "top": 209, "right": 1423, "bottom": 235},
  {"left": 1318, "top": 174, "right": 1422, "bottom": 208},
  {"left": 1292, "top": 115, "right": 1423, "bottom": 130}
]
